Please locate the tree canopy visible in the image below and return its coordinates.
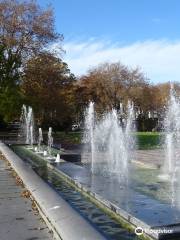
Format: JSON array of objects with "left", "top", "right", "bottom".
[
  {"left": 76, "top": 62, "right": 149, "bottom": 113},
  {"left": 0, "top": 43, "right": 22, "bottom": 121},
  {"left": 22, "top": 52, "right": 76, "bottom": 128},
  {"left": 0, "top": 0, "right": 65, "bottom": 125},
  {"left": 0, "top": 0, "right": 61, "bottom": 62}
]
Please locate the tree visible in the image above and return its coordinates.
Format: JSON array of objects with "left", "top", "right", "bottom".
[
  {"left": 22, "top": 52, "right": 76, "bottom": 129},
  {"left": 0, "top": 43, "right": 22, "bottom": 121},
  {"left": 0, "top": 0, "right": 61, "bottom": 63},
  {"left": 0, "top": 0, "right": 61, "bottom": 123},
  {"left": 76, "top": 62, "right": 148, "bottom": 114}
]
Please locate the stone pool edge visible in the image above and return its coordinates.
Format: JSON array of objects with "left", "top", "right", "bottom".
[{"left": 0, "top": 142, "right": 106, "bottom": 240}]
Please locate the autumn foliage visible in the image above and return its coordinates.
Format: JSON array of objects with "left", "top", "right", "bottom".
[{"left": 0, "top": 0, "right": 179, "bottom": 130}]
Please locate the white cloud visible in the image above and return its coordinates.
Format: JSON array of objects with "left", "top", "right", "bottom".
[{"left": 55, "top": 39, "right": 180, "bottom": 83}]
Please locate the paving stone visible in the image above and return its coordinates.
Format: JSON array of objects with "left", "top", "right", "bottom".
[{"left": 0, "top": 158, "right": 54, "bottom": 240}]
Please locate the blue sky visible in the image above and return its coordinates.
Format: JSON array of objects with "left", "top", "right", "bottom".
[{"left": 38, "top": 0, "right": 180, "bottom": 83}]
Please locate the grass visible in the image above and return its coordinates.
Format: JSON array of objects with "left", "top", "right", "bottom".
[
  {"left": 54, "top": 131, "right": 82, "bottom": 144},
  {"left": 55, "top": 131, "right": 163, "bottom": 150},
  {"left": 135, "top": 132, "right": 163, "bottom": 150}
]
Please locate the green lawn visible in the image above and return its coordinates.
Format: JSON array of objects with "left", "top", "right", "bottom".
[
  {"left": 54, "top": 131, "right": 163, "bottom": 150},
  {"left": 54, "top": 131, "right": 82, "bottom": 144},
  {"left": 135, "top": 132, "right": 163, "bottom": 149}
]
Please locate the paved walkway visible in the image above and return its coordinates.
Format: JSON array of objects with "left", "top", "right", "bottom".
[
  {"left": 82, "top": 149, "right": 166, "bottom": 169},
  {"left": 133, "top": 149, "right": 165, "bottom": 168},
  {"left": 0, "top": 155, "right": 54, "bottom": 240}
]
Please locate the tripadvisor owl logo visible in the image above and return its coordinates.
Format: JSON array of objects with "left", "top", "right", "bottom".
[
  {"left": 135, "top": 226, "right": 173, "bottom": 236},
  {"left": 135, "top": 227, "right": 143, "bottom": 235}
]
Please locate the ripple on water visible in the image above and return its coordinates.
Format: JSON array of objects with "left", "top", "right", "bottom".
[{"left": 45, "top": 171, "right": 137, "bottom": 240}]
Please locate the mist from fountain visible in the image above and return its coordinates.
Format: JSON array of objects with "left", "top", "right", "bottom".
[
  {"left": 83, "top": 102, "right": 95, "bottom": 170},
  {"left": 163, "top": 86, "right": 180, "bottom": 208},
  {"left": 55, "top": 154, "right": 61, "bottom": 163},
  {"left": 30, "top": 125, "right": 34, "bottom": 146},
  {"left": 48, "top": 127, "right": 53, "bottom": 156},
  {"left": 20, "top": 105, "right": 34, "bottom": 145},
  {"left": 83, "top": 101, "right": 135, "bottom": 183},
  {"left": 38, "top": 128, "right": 43, "bottom": 151}
]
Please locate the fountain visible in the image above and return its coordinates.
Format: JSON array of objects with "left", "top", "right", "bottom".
[
  {"left": 30, "top": 125, "right": 34, "bottom": 146},
  {"left": 20, "top": 105, "right": 34, "bottom": 146},
  {"left": 43, "top": 150, "right": 48, "bottom": 156},
  {"left": 38, "top": 128, "right": 43, "bottom": 152},
  {"left": 12, "top": 98, "right": 180, "bottom": 239},
  {"left": 163, "top": 85, "right": 180, "bottom": 208},
  {"left": 83, "top": 101, "right": 135, "bottom": 183},
  {"left": 55, "top": 154, "right": 61, "bottom": 163},
  {"left": 83, "top": 102, "right": 95, "bottom": 170},
  {"left": 48, "top": 127, "right": 53, "bottom": 156}
]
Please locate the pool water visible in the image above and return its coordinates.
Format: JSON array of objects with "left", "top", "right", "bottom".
[
  {"left": 11, "top": 145, "right": 180, "bottom": 238},
  {"left": 12, "top": 145, "right": 138, "bottom": 240}
]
